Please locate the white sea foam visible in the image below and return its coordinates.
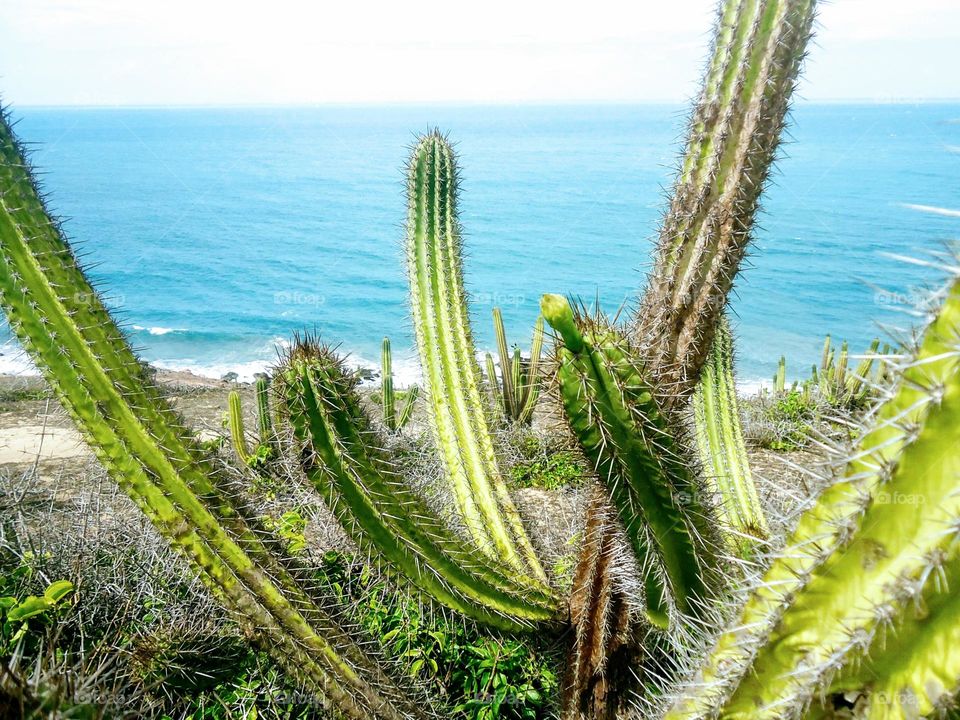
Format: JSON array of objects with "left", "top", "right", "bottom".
[
  {"left": 132, "top": 325, "right": 182, "bottom": 336},
  {"left": 901, "top": 203, "right": 960, "bottom": 218}
]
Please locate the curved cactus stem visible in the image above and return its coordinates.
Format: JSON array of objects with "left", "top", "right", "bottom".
[
  {"left": 666, "top": 276, "right": 960, "bottom": 720},
  {"left": 381, "top": 336, "right": 396, "bottom": 430},
  {"left": 542, "top": 294, "right": 720, "bottom": 628},
  {"left": 405, "top": 132, "right": 547, "bottom": 584},
  {"left": 636, "top": 0, "right": 818, "bottom": 402},
  {"left": 396, "top": 384, "right": 419, "bottom": 430},
  {"left": 692, "top": 315, "right": 767, "bottom": 552},
  {"left": 493, "top": 307, "right": 519, "bottom": 418},
  {"left": 0, "top": 107, "right": 428, "bottom": 720},
  {"left": 228, "top": 389, "right": 252, "bottom": 465},
  {"left": 278, "top": 341, "right": 561, "bottom": 631}
]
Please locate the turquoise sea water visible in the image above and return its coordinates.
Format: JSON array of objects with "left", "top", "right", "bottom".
[{"left": 1, "top": 104, "right": 958, "bottom": 387}]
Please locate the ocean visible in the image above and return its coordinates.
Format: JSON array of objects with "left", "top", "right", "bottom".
[{"left": 1, "top": 103, "right": 958, "bottom": 388}]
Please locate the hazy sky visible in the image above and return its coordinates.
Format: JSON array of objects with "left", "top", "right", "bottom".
[{"left": 1, "top": 1, "right": 958, "bottom": 106}]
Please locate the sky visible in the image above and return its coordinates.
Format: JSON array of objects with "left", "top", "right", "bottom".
[{"left": 1, "top": 1, "right": 958, "bottom": 107}]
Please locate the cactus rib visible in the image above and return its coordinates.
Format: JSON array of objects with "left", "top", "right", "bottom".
[
  {"left": 692, "top": 315, "right": 767, "bottom": 549},
  {"left": 0, "top": 108, "right": 427, "bottom": 720},
  {"left": 279, "top": 340, "right": 560, "bottom": 631},
  {"left": 667, "top": 276, "right": 960, "bottom": 720},
  {"left": 405, "top": 133, "right": 546, "bottom": 583},
  {"left": 636, "top": 0, "right": 818, "bottom": 401}
]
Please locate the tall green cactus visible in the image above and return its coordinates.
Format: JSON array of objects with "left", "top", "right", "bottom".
[
  {"left": 381, "top": 336, "right": 418, "bottom": 432},
  {"left": 667, "top": 275, "right": 960, "bottom": 720},
  {"left": 0, "top": 108, "right": 426, "bottom": 720},
  {"left": 278, "top": 338, "right": 560, "bottom": 631},
  {"left": 692, "top": 315, "right": 767, "bottom": 550},
  {"left": 636, "top": 0, "right": 818, "bottom": 402},
  {"left": 405, "top": 133, "right": 546, "bottom": 584},
  {"left": 227, "top": 389, "right": 252, "bottom": 465},
  {"left": 487, "top": 308, "right": 545, "bottom": 425},
  {"left": 541, "top": 294, "right": 720, "bottom": 629}
]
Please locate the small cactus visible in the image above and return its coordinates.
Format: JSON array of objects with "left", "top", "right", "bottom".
[
  {"left": 381, "top": 336, "right": 418, "bottom": 432},
  {"left": 488, "top": 308, "right": 545, "bottom": 425}
]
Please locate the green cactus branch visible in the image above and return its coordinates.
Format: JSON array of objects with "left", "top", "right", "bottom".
[
  {"left": 381, "top": 336, "right": 418, "bottom": 432},
  {"left": 667, "top": 275, "right": 960, "bottom": 719},
  {"left": 692, "top": 315, "right": 767, "bottom": 550},
  {"left": 228, "top": 389, "right": 253, "bottom": 465},
  {"left": 489, "top": 308, "right": 545, "bottom": 425},
  {"left": 405, "top": 132, "right": 547, "bottom": 584},
  {"left": 636, "top": 0, "right": 818, "bottom": 402},
  {"left": 0, "top": 108, "right": 427, "bottom": 720},
  {"left": 542, "top": 294, "right": 720, "bottom": 629},
  {"left": 278, "top": 339, "right": 561, "bottom": 631}
]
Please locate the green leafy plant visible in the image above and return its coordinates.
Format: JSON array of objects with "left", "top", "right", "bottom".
[{"left": 1, "top": 580, "right": 74, "bottom": 654}]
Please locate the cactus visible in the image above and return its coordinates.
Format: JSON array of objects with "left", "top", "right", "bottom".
[
  {"left": 666, "top": 275, "right": 960, "bottom": 719},
  {"left": 278, "top": 338, "right": 560, "bottom": 631},
  {"left": 405, "top": 132, "right": 546, "bottom": 584},
  {"left": 0, "top": 107, "right": 426, "bottom": 720},
  {"left": 563, "top": 488, "right": 637, "bottom": 720},
  {"left": 489, "top": 308, "right": 545, "bottom": 424},
  {"left": 381, "top": 337, "right": 418, "bottom": 432},
  {"left": 692, "top": 315, "right": 767, "bottom": 550},
  {"left": 541, "top": 294, "right": 720, "bottom": 629},
  {"left": 227, "top": 381, "right": 276, "bottom": 468},
  {"left": 636, "top": 0, "right": 818, "bottom": 403},
  {"left": 773, "top": 355, "right": 787, "bottom": 394}
]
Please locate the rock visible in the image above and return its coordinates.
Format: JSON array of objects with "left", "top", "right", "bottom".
[{"left": 220, "top": 372, "right": 239, "bottom": 383}]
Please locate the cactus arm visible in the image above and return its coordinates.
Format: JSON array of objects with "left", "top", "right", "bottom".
[
  {"left": 692, "top": 315, "right": 767, "bottom": 549},
  {"left": 279, "top": 344, "right": 560, "bottom": 630},
  {"left": 667, "top": 277, "right": 960, "bottom": 720},
  {"left": 228, "top": 390, "right": 253, "bottom": 465},
  {"left": 381, "top": 336, "right": 396, "bottom": 430},
  {"left": 485, "top": 352, "right": 504, "bottom": 414},
  {"left": 255, "top": 375, "right": 274, "bottom": 444},
  {"left": 0, "top": 109, "right": 427, "bottom": 720},
  {"left": 493, "top": 307, "right": 518, "bottom": 417},
  {"left": 405, "top": 133, "right": 546, "bottom": 582},
  {"left": 397, "top": 384, "right": 419, "bottom": 430},
  {"left": 518, "top": 315, "right": 545, "bottom": 424},
  {"left": 636, "top": 0, "right": 817, "bottom": 401},
  {"left": 542, "top": 294, "right": 717, "bottom": 627}
]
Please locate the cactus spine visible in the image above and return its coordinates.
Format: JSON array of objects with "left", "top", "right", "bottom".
[
  {"left": 278, "top": 340, "right": 560, "bottom": 630},
  {"left": 381, "top": 336, "right": 418, "bottom": 432},
  {"left": 490, "top": 308, "right": 545, "bottom": 424},
  {"left": 636, "top": 0, "right": 818, "bottom": 402},
  {"left": 667, "top": 275, "right": 960, "bottom": 719},
  {"left": 692, "top": 315, "right": 767, "bottom": 548},
  {"left": 0, "top": 108, "right": 426, "bottom": 720},
  {"left": 541, "top": 294, "right": 718, "bottom": 628},
  {"left": 405, "top": 133, "right": 546, "bottom": 583}
]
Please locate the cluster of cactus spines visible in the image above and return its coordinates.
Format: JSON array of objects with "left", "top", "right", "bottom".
[
  {"left": 278, "top": 337, "right": 561, "bottom": 631},
  {"left": 636, "top": 0, "right": 818, "bottom": 403},
  {"left": 405, "top": 132, "right": 547, "bottom": 584},
  {"left": 487, "top": 308, "right": 545, "bottom": 424},
  {"left": 380, "top": 336, "right": 419, "bottom": 432},
  {"left": 692, "top": 315, "right": 768, "bottom": 550},
  {"left": 665, "top": 274, "right": 960, "bottom": 720},
  {"left": 563, "top": 488, "right": 637, "bottom": 720},
  {"left": 0, "top": 107, "right": 428, "bottom": 720},
  {"left": 541, "top": 293, "right": 721, "bottom": 629}
]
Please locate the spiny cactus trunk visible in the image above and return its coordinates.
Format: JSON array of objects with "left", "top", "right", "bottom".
[
  {"left": 692, "top": 315, "right": 767, "bottom": 551},
  {"left": 541, "top": 294, "right": 721, "bottom": 629},
  {"left": 636, "top": 0, "right": 817, "bottom": 403},
  {"left": 0, "top": 108, "right": 427, "bottom": 720},
  {"left": 563, "top": 488, "right": 637, "bottom": 720},
  {"left": 666, "top": 275, "right": 960, "bottom": 719},
  {"left": 278, "top": 339, "right": 561, "bottom": 631},
  {"left": 405, "top": 133, "right": 547, "bottom": 584}
]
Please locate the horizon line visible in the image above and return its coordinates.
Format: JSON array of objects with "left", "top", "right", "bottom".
[{"left": 9, "top": 97, "right": 960, "bottom": 112}]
